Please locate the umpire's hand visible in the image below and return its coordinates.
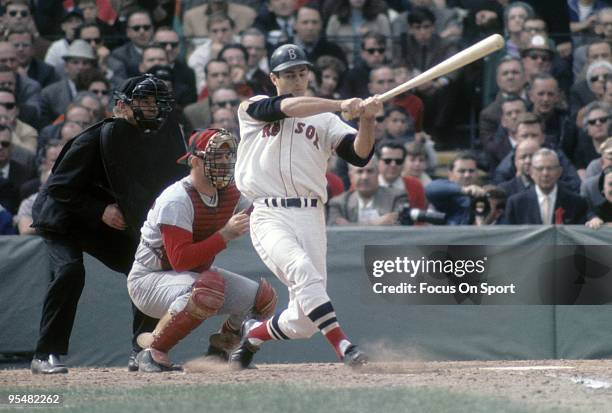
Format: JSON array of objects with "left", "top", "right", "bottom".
[{"left": 102, "top": 203, "right": 127, "bottom": 230}]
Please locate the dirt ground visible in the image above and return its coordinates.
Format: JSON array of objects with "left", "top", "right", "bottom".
[{"left": 3, "top": 359, "right": 612, "bottom": 412}]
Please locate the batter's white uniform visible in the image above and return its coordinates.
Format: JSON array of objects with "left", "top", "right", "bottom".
[
  {"left": 127, "top": 176, "right": 258, "bottom": 321},
  {"left": 235, "top": 96, "right": 357, "bottom": 339}
]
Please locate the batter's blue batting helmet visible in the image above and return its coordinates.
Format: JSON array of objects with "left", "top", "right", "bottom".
[{"left": 269, "top": 44, "right": 312, "bottom": 73}]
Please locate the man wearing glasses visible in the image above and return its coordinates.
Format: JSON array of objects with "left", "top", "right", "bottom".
[
  {"left": 108, "top": 10, "right": 154, "bottom": 87},
  {"left": 340, "top": 31, "right": 387, "bottom": 100},
  {"left": 505, "top": 148, "right": 588, "bottom": 225}
]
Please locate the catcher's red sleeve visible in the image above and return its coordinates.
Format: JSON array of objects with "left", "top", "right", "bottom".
[{"left": 160, "top": 224, "right": 226, "bottom": 272}]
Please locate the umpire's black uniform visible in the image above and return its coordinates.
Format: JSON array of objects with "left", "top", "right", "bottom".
[{"left": 31, "top": 119, "right": 157, "bottom": 359}]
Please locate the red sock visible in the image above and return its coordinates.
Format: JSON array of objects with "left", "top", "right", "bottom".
[
  {"left": 246, "top": 320, "right": 273, "bottom": 344},
  {"left": 323, "top": 326, "right": 351, "bottom": 359}
]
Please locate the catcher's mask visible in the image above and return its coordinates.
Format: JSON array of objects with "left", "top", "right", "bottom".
[
  {"left": 177, "top": 128, "right": 238, "bottom": 189},
  {"left": 114, "top": 74, "right": 175, "bottom": 133}
]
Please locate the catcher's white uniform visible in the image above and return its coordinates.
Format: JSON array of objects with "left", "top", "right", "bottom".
[{"left": 235, "top": 96, "right": 356, "bottom": 338}]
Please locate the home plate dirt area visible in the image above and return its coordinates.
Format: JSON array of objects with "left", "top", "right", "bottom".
[{"left": 3, "top": 359, "right": 612, "bottom": 412}]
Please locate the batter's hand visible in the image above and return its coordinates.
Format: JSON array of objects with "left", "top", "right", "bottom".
[
  {"left": 360, "top": 96, "right": 383, "bottom": 120},
  {"left": 220, "top": 210, "right": 250, "bottom": 242},
  {"left": 341, "top": 98, "right": 363, "bottom": 120},
  {"left": 102, "top": 203, "right": 127, "bottom": 230}
]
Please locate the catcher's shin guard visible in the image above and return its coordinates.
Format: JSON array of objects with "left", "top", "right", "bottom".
[
  {"left": 253, "top": 278, "right": 277, "bottom": 320},
  {"left": 150, "top": 270, "right": 226, "bottom": 353}
]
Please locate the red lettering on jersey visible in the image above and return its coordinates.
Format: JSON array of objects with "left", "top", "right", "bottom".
[
  {"left": 305, "top": 125, "right": 320, "bottom": 149},
  {"left": 294, "top": 122, "right": 305, "bottom": 134},
  {"left": 262, "top": 121, "right": 281, "bottom": 138}
]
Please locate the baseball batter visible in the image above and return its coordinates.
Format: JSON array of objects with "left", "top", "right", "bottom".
[
  {"left": 230, "top": 44, "right": 382, "bottom": 368},
  {"left": 127, "top": 128, "right": 277, "bottom": 372}
]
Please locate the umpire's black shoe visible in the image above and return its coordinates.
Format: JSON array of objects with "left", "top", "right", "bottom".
[
  {"left": 31, "top": 354, "right": 68, "bottom": 374},
  {"left": 128, "top": 350, "right": 139, "bottom": 372},
  {"left": 342, "top": 345, "right": 368, "bottom": 368}
]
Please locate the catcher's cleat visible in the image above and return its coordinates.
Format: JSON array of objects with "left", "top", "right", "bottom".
[
  {"left": 342, "top": 345, "right": 368, "bottom": 368},
  {"left": 228, "top": 340, "right": 259, "bottom": 370},
  {"left": 136, "top": 349, "right": 183, "bottom": 373},
  {"left": 31, "top": 354, "right": 68, "bottom": 375},
  {"left": 128, "top": 350, "right": 140, "bottom": 372}
]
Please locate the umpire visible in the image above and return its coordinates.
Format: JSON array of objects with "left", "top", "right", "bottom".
[{"left": 30, "top": 75, "right": 187, "bottom": 374}]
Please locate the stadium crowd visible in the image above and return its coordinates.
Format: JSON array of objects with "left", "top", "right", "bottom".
[{"left": 1, "top": 0, "right": 612, "bottom": 233}]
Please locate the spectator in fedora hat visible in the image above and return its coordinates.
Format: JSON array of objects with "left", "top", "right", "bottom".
[{"left": 40, "top": 40, "right": 97, "bottom": 127}]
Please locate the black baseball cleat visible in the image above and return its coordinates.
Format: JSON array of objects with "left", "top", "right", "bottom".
[
  {"left": 228, "top": 340, "right": 259, "bottom": 370},
  {"left": 136, "top": 349, "right": 183, "bottom": 373},
  {"left": 128, "top": 350, "right": 139, "bottom": 372},
  {"left": 229, "top": 319, "right": 260, "bottom": 370},
  {"left": 342, "top": 345, "right": 368, "bottom": 368},
  {"left": 31, "top": 354, "right": 68, "bottom": 374}
]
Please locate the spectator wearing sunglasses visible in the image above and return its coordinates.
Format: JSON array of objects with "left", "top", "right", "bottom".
[
  {"left": 2, "top": 0, "right": 50, "bottom": 61},
  {"left": 569, "top": 41, "right": 612, "bottom": 117},
  {"left": 339, "top": 31, "right": 387, "bottom": 100},
  {"left": 0, "top": 87, "right": 36, "bottom": 154},
  {"left": 107, "top": 10, "right": 155, "bottom": 88},
  {"left": 154, "top": 26, "right": 197, "bottom": 106},
  {"left": 44, "top": 9, "right": 85, "bottom": 79},
  {"left": 573, "top": 101, "right": 612, "bottom": 177},
  {"left": 325, "top": 0, "right": 391, "bottom": 68},
  {"left": 0, "top": 124, "right": 36, "bottom": 215},
  {"left": 376, "top": 140, "right": 426, "bottom": 211},
  {"left": 75, "top": 68, "right": 112, "bottom": 114},
  {"left": 7, "top": 29, "right": 58, "bottom": 89}
]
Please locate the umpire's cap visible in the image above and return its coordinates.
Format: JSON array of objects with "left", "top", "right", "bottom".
[{"left": 270, "top": 44, "right": 312, "bottom": 73}]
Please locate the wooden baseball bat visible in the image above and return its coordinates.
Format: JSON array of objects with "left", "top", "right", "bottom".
[{"left": 342, "top": 34, "right": 505, "bottom": 119}]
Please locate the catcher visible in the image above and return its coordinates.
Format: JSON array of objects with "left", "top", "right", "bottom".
[{"left": 128, "top": 128, "right": 277, "bottom": 372}]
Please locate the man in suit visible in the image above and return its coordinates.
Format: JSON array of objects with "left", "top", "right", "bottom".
[
  {"left": 327, "top": 155, "right": 407, "bottom": 226},
  {"left": 479, "top": 56, "right": 527, "bottom": 146},
  {"left": 493, "top": 112, "right": 581, "bottom": 192},
  {"left": 107, "top": 10, "right": 154, "bottom": 88},
  {"left": 581, "top": 138, "right": 612, "bottom": 211},
  {"left": 340, "top": 32, "right": 387, "bottom": 100},
  {"left": 183, "top": 59, "right": 232, "bottom": 134},
  {"left": 0, "top": 125, "right": 36, "bottom": 214},
  {"left": 376, "top": 140, "right": 427, "bottom": 210},
  {"left": 499, "top": 138, "right": 538, "bottom": 199},
  {"left": 505, "top": 148, "right": 588, "bottom": 225},
  {"left": 153, "top": 27, "right": 197, "bottom": 107},
  {"left": 254, "top": 0, "right": 297, "bottom": 48},
  {"left": 0, "top": 44, "right": 41, "bottom": 125},
  {"left": 485, "top": 95, "right": 527, "bottom": 173},
  {"left": 40, "top": 40, "right": 96, "bottom": 126},
  {"left": 288, "top": 6, "right": 347, "bottom": 67},
  {"left": 7, "top": 29, "right": 58, "bottom": 89}
]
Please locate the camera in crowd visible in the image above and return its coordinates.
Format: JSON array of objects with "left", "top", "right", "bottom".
[
  {"left": 472, "top": 186, "right": 507, "bottom": 219},
  {"left": 398, "top": 203, "right": 446, "bottom": 225}
]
